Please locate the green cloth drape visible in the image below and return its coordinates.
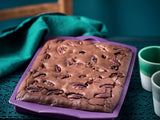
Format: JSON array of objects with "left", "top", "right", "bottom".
[{"left": 0, "top": 13, "right": 107, "bottom": 78}]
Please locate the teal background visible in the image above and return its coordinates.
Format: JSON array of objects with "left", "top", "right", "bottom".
[{"left": 1, "top": 0, "right": 160, "bottom": 37}]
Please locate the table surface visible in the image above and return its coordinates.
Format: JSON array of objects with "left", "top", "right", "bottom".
[{"left": 0, "top": 37, "right": 160, "bottom": 120}]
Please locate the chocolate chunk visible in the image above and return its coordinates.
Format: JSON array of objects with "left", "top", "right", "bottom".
[
  {"left": 96, "top": 45, "right": 107, "bottom": 52},
  {"left": 101, "top": 54, "right": 106, "bottom": 59},
  {"left": 109, "top": 59, "right": 121, "bottom": 66},
  {"left": 79, "top": 75, "right": 87, "bottom": 78},
  {"left": 91, "top": 56, "right": 97, "bottom": 64},
  {"left": 99, "top": 75, "right": 103, "bottom": 79},
  {"left": 113, "top": 47, "right": 121, "bottom": 50},
  {"left": 43, "top": 80, "right": 54, "bottom": 86},
  {"left": 114, "top": 50, "right": 126, "bottom": 60},
  {"left": 114, "top": 50, "right": 125, "bottom": 55},
  {"left": 65, "top": 60, "right": 73, "bottom": 66},
  {"left": 111, "top": 66, "right": 119, "bottom": 70},
  {"left": 44, "top": 54, "right": 51, "bottom": 59},
  {"left": 109, "top": 73, "right": 125, "bottom": 78},
  {"left": 67, "top": 42, "right": 73, "bottom": 46},
  {"left": 86, "top": 62, "right": 92, "bottom": 67},
  {"left": 93, "top": 67, "right": 107, "bottom": 72},
  {"left": 109, "top": 59, "right": 121, "bottom": 70},
  {"left": 56, "top": 74, "right": 71, "bottom": 79},
  {"left": 94, "top": 92, "right": 110, "bottom": 98},
  {"left": 99, "top": 84, "right": 114, "bottom": 88},
  {"left": 34, "top": 73, "right": 46, "bottom": 79},
  {"left": 110, "top": 73, "right": 117, "bottom": 77},
  {"left": 56, "top": 38, "right": 65, "bottom": 43},
  {"left": 72, "top": 57, "right": 77, "bottom": 62},
  {"left": 71, "top": 83, "right": 87, "bottom": 90},
  {"left": 79, "top": 51, "right": 85, "bottom": 54},
  {"left": 114, "top": 52, "right": 121, "bottom": 55},
  {"left": 31, "top": 80, "right": 38, "bottom": 85},
  {"left": 55, "top": 65, "right": 61, "bottom": 72},
  {"left": 31, "top": 69, "right": 37, "bottom": 74},
  {"left": 117, "top": 73, "right": 125, "bottom": 78},
  {"left": 85, "top": 78, "right": 94, "bottom": 85},
  {"left": 27, "top": 86, "right": 43, "bottom": 92},
  {"left": 47, "top": 89, "right": 64, "bottom": 95},
  {"left": 87, "top": 62, "right": 91, "bottom": 65},
  {"left": 67, "top": 93, "right": 83, "bottom": 99},
  {"left": 57, "top": 45, "right": 67, "bottom": 54},
  {"left": 41, "top": 63, "right": 45, "bottom": 68}
]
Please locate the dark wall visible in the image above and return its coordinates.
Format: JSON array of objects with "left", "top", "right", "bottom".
[{"left": 0, "top": 0, "right": 160, "bottom": 37}]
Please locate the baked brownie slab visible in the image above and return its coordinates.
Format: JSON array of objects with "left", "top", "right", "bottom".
[{"left": 16, "top": 38, "right": 132, "bottom": 112}]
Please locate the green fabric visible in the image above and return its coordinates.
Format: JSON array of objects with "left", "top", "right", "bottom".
[{"left": 0, "top": 13, "right": 107, "bottom": 78}]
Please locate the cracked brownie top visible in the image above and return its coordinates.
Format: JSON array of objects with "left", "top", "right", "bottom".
[{"left": 16, "top": 38, "right": 132, "bottom": 112}]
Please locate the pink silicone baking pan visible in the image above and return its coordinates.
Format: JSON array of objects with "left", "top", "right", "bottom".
[{"left": 9, "top": 36, "right": 137, "bottom": 120}]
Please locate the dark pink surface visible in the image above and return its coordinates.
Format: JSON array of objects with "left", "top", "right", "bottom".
[{"left": 9, "top": 36, "right": 137, "bottom": 120}]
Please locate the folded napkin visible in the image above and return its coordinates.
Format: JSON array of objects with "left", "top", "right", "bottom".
[{"left": 0, "top": 13, "right": 107, "bottom": 78}]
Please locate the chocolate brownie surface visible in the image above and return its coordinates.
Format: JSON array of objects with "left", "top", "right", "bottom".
[{"left": 16, "top": 38, "right": 132, "bottom": 112}]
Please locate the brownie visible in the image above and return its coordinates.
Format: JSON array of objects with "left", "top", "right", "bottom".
[{"left": 16, "top": 38, "right": 132, "bottom": 112}]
